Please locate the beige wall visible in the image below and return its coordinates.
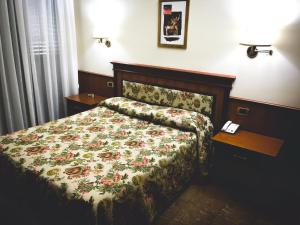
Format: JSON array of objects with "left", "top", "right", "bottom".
[{"left": 74, "top": 0, "right": 300, "bottom": 108}]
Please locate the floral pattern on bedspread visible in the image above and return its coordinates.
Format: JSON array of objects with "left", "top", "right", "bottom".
[
  {"left": 101, "top": 97, "right": 213, "bottom": 174},
  {"left": 0, "top": 98, "right": 210, "bottom": 225},
  {"left": 123, "top": 80, "right": 214, "bottom": 116}
]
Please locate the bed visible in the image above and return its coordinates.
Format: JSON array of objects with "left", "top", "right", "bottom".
[{"left": 0, "top": 62, "right": 235, "bottom": 225}]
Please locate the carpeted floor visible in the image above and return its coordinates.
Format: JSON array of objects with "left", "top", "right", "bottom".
[
  {"left": 0, "top": 181, "right": 299, "bottom": 225},
  {"left": 154, "top": 183, "right": 300, "bottom": 225}
]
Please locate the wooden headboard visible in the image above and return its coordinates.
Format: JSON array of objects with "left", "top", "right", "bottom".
[{"left": 111, "top": 61, "right": 236, "bottom": 131}]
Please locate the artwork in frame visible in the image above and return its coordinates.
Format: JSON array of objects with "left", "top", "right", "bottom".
[{"left": 158, "top": 0, "right": 190, "bottom": 49}]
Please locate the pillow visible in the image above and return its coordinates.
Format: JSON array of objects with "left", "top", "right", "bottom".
[{"left": 122, "top": 80, "right": 213, "bottom": 116}]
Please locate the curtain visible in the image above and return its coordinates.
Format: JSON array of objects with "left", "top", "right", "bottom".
[{"left": 0, "top": 0, "right": 78, "bottom": 135}]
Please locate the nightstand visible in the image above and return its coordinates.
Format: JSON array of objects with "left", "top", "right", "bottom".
[
  {"left": 65, "top": 93, "right": 108, "bottom": 116},
  {"left": 211, "top": 130, "right": 284, "bottom": 187}
]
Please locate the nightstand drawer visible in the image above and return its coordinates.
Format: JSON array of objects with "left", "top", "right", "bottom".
[
  {"left": 212, "top": 143, "right": 264, "bottom": 186},
  {"left": 215, "top": 144, "right": 262, "bottom": 165},
  {"left": 67, "top": 101, "right": 93, "bottom": 116}
]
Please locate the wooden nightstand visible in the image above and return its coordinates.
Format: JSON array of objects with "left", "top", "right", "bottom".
[
  {"left": 211, "top": 130, "right": 284, "bottom": 187},
  {"left": 65, "top": 93, "right": 108, "bottom": 116}
]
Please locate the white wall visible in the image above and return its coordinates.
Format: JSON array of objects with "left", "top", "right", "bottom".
[{"left": 74, "top": 0, "right": 300, "bottom": 108}]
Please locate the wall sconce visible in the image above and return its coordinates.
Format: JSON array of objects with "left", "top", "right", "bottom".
[
  {"left": 240, "top": 43, "right": 273, "bottom": 59},
  {"left": 94, "top": 37, "right": 111, "bottom": 47}
]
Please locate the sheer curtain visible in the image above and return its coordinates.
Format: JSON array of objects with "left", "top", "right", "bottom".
[{"left": 0, "top": 0, "right": 78, "bottom": 135}]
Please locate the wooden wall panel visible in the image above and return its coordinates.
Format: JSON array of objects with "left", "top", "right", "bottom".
[
  {"left": 78, "top": 70, "right": 114, "bottom": 97},
  {"left": 227, "top": 97, "right": 300, "bottom": 139}
]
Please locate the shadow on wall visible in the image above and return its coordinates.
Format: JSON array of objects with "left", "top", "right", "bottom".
[{"left": 276, "top": 18, "right": 300, "bottom": 71}]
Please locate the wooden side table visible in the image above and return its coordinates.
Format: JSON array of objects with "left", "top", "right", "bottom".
[
  {"left": 65, "top": 93, "right": 108, "bottom": 116},
  {"left": 211, "top": 130, "right": 284, "bottom": 187}
]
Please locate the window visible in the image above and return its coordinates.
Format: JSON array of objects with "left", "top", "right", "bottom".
[{"left": 27, "top": 0, "right": 59, "bottom": 55}]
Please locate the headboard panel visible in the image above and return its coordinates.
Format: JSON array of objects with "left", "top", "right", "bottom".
[{"left": 111, "top": 61, "right": 236, "bottom": 131}]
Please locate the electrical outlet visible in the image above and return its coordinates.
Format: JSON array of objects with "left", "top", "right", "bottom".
[
  {"left": 237, "top": 106, "right": 250, "bottom": 116},
  {"left": 107, "top": 81, "right": 114, "bottom": 88}
]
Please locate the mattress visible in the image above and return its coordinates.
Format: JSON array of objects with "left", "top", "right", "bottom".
[{"left": 0, "top": 97, "right": 213, "bottom": 225}]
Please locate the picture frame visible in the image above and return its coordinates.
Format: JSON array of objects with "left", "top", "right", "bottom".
[{"left": 158, "top": 0, "right": 190, "bottom": 49}]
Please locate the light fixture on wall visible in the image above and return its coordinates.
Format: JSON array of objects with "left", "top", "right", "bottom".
[
  {"left": 236, "top": 0, "right": 279, "bottom": 59},
  {"left": 240, "top": 43, "right": 273, "bottom": 58},
  {"left": 94, "top": 37, "right": 111, "bottom": 47}
]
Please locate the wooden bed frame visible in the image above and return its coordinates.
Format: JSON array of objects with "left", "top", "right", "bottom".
[{"left": 111, "top": 62, "right": 236, "bottom": 131}]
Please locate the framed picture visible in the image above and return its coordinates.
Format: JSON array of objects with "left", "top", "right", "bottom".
[{"left": 158, "top": 0, "right": 190, "bottom": 49}]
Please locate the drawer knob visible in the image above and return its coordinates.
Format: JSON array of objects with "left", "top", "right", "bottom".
[{"left": 232, "top": 154, "right": 248, "bottom": 160}]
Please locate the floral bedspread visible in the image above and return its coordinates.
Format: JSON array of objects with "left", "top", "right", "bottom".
[
  {"left": 0, "top": 97, "right": 213, "bottom": 225},
  {"left": 102, "top": 97, "right": 214, "bottom": 173}
]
